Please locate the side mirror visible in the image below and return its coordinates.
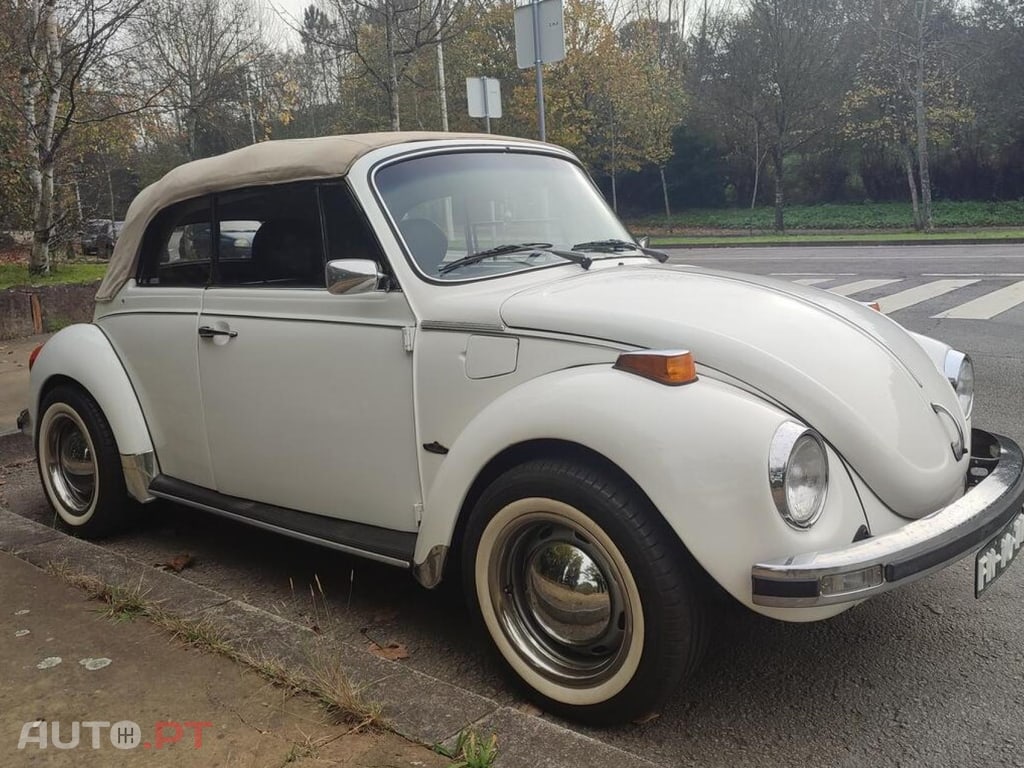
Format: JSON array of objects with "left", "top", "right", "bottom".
[
  {"left": 637, "top": 235, "right": 650, "bottom": 249},
  {"left": 326, "top": 259, "right": 385, "bottom": 295}
]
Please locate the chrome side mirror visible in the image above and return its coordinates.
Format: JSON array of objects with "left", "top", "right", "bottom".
[{"left": 326, "top": 259, "right": 385, "bottom": 295}]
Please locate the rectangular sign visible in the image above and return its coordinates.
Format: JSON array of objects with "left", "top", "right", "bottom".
[
  {"left": 466, "top": 77, "right": 502, "bottom": 118},
  {"left": 514, "top": 0, "right": 565, "bottom": 69}
]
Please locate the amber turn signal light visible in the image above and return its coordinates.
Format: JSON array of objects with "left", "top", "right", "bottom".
[
  {"left": 28, "top": 343, "right": 44, "bottom": 371},
  {"left": 864, "top": 301, "right": 882, "bottom": 312},
  {"left": 614, "top": 350, "right": 698, "bottom": 386}
]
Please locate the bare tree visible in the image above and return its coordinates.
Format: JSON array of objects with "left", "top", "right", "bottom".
[
  {"left": 3, "top": 0, "right": 146, "bottom": 275},
  {"left": 138, "top": 0, "right": 264, "bottom": 159}
]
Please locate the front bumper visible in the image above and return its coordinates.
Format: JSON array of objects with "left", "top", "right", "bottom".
[{"left": 752, "top": 429, "right": 1024, "bottom": 607}]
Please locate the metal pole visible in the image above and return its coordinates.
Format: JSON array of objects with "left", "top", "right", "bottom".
[
  {"left": 435, "top": 2, "right": 449, "bottom": 131},
  {"left": 531, "top": 0, "right": 546, "bottom": 141},
  {"left": 482, "top": 77, "right": 491, "bottom": 133}
]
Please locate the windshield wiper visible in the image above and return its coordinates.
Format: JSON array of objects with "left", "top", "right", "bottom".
[
  {"left": 438, "top": 243, "right": 591, "bottom": 275},
  {"left": 571, "top": 239, "right": 669, "bottom": 263}
]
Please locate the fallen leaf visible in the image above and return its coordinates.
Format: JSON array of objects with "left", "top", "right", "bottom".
[
  {"left": 156, "top": 554, "right": 194, "bottom": 572},
  {"left": 367, "top": 641, "right": 409, "bottom": 662}
]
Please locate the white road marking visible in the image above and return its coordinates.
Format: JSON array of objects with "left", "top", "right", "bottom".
[
  {"left": 770, "top": 272, "right": 857, "bottom": 276},
  {"left": 828, "top": 278, "right": 903, "bottom": 296},
  {"left": 793, "top": 278, "right": 833, "bottom": 286},
  {"left": 876, "top": 279, "right": 979, "bottom": 313},
  {"left": 934, "top": 280, "right": 1024, "bottom": 319},
  {"left": 923, "top": 273, "right": 1024, "bottom": 277}
]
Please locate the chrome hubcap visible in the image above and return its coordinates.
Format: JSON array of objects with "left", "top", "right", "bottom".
[
  {"left": 489, "top": 513, "right": 632, "bottom": 688},
  {"left": 45, "top": 412, "right": 96, "bottom": 515}
]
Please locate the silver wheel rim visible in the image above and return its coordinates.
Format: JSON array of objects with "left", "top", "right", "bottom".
[
  {"left": 487, "top": 511, "right": 634, "bottom": 689},
  {"left": 43, "top": 408, "right": 97, "bottom": 516}
]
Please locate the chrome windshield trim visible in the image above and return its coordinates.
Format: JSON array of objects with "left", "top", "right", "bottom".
[{"left": 752, "top": 429, "right": 1024, "bottom": 608}]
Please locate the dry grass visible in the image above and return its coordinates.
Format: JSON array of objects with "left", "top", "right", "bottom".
[{"left": 47, "top": 560, "right": 384, "bottom": 729}]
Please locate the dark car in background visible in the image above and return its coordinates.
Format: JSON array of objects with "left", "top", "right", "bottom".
[{"left": 81, "top": 219, "right": 122, "bottom": 259}]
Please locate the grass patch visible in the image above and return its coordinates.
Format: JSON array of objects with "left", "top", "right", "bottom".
[
  {"left": 627, "top": 200, "right": 1024, "bottom": 233},
  {"left": 434, "top": 730, "right": 499, "bottom": 768},
  {"left": 650, "top": 228, "right": 1024, "bottom": 247},
  {"left": 0, "top": 262, "right": 106, "bottom": 290}
]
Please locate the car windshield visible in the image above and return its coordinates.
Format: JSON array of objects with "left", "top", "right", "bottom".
[{"left": 374, "top": 151, "right": 635, "bottom": 280}]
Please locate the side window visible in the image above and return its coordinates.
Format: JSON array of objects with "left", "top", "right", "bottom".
[
  {"left": 318, "top": 184, "right": 387, "bottom": 266},
  {"left": 214, "top": 183, "right": 324, "bottom": 288},
  {"left": 137, "top": 197, "right": 213, "bottom": 287}
]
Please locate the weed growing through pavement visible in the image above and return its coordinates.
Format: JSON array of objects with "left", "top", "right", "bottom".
[{"left": 435, "top": 730, "right": 499, "bottom": 768}]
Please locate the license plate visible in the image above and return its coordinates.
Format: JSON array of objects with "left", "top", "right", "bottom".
[{"left": 975, "top": 511, "right": 1024, "bottom": 597}]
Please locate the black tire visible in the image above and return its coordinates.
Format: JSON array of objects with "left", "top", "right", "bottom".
[
  {"left": 462, "top": 458, "right": 707, "bottom": 725},
  {"left": 36, "top": 384, "right": 131, "bottom": 538}
]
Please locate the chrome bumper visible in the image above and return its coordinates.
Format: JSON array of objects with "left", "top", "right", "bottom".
[{"left": 752, "top": 430, "right": 1024, "bottom": 607}]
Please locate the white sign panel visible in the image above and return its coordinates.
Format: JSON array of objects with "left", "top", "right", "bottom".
[
  {"left": 514, "top": 0, "right": 565, "bottom": 70},
  {"left": 466, "top": 77, "right": 502, "bottom": 118}
]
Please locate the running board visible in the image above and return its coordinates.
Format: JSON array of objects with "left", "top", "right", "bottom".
[{"left": 148, "top": 475, "right": 416, "bottom": 568}]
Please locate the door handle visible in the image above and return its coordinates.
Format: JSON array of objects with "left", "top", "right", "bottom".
[{"left": 198, "top": 325, "right": 238, "bottom": 339}]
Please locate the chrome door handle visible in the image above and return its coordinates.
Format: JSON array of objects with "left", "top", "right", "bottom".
[{"left": 198, "top": 325, "right": 238, "bottom": 339}]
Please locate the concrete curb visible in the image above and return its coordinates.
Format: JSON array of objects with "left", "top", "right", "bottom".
[
  {"left": 0, "top": 507, "right": 661, "bottom": 768},
  {"left": 655, "top": 237, "right": 1024, "bottom": 249}
]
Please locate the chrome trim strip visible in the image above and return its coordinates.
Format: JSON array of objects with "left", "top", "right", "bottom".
[
  {"left": 752, "top": 430, "right": 1024, "bottom": 607},
  {"left": 149, "top": 489, "right": 412, "bottom": 569},
  {"left": 420, "top": 320, "right": 505, "bottom": 333},
  {"left": 931, "top": 402, "right": 966, "bottom": 461},
  {"left": 412, "top": 544, "right": 448, "bottom": 588},
  {"left": 121, "top": 451, "right": 158, "bottom": 503}
]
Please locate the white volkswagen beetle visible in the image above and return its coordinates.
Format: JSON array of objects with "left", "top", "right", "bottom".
[{"left": 20, "top": 133, "right": 1024, "bottom": 725}]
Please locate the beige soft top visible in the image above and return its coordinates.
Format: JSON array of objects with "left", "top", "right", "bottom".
[{"left": 96, "top": 131, "right": 528, "bottom": 301}]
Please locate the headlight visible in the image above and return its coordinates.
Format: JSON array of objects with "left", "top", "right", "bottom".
[
  {"left": 769, "top": 422, "right": 829, "bottom": 529},
  {"left": 943, "top": 350, "right": 974, "bottom": 419}
]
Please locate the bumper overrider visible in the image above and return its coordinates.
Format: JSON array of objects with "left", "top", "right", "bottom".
[{"left": 752, "top": 429, "right": 1024, "bottom": 607}]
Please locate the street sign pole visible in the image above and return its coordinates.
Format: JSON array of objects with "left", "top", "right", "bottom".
[
  {"left": 531, "top": 0, "right": 546, "bottom": 141},
  {"left": 482, "top": 77, "right": 491, "bottom": 133}
]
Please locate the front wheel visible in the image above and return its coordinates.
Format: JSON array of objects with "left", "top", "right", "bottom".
[
  {"left": 37, "top": 384, "right": 131, "bottom": 537},
  {"left": 462, "top": 458, "right": 707, "bottom": 725}
]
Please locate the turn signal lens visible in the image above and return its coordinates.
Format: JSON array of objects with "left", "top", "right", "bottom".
[
  {"left": 866, "top": 301, "right": 881, "bottom": 312},
  {"left": 28, "top": 343, "right": 44, "bottom": 371},
  {"left": 614, "top": 350, "right": 697, "bottom": 386}
]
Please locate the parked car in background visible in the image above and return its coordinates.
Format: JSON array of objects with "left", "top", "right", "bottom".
[
  {"left": 20, "top": 133, "right": 1024, "bottom": 725},
  {"left": 80, "top": 219, "right": 122, "bottom": 259}
]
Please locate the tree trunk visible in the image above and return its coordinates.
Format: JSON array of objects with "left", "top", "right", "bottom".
[
  {"left": 659, "top": 166, "right": 671, "bottom": 232},
  {"left": 914, "top": 0, "right": 933, "bottom": 231},
  {"left": 902, "top": 145, "right": 922, "bottom": 230},
  {"left": 771, "top": 148, "right": 785, "bottom": 232},
  {"left": 385, "top": 2, "right": 400, "bottom": 131}
]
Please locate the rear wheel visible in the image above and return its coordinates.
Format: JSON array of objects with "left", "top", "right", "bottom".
[
  {"left": 462, "top": 458, "right": 707, "bottom": 725},
  {"left": 37, "top": 385, "right": 131, "bottom": 537}
]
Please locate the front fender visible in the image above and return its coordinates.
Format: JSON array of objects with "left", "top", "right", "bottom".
[
  {"left": 415, "top": 365, "right": 869, "bottom": 621},
  {"left": 29, "top": 324, "right": 157, "bottom": 499}
]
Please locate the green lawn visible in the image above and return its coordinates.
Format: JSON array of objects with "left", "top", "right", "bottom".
[
  {"left": 627, "top": 200, "right": 1024, "bottom": 232},
  {"left": 0, "top": 262, "right": 106, "bottom": 291},
  {"left": 650, "top": 229, "right": 1024, "bottom": 247}
]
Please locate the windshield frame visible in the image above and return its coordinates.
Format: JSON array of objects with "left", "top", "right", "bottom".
[{"left": 368, "top": 145, "right": 635, "bottom": 287}]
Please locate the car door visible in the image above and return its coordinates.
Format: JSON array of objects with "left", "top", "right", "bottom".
[
  {"left": 96, "top": 195, "right": 215, "bottom": 488},
  {"left": 196, "top": 181, "right": 422, "bottom": 533}
]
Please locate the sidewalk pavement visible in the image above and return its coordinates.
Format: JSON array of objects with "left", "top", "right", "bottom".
[
  {"left": 0, "top": 334, "right": 48, "bottom": 436},
  {"left": 0, "top": 551, "right": 450, "bottom": 766}
]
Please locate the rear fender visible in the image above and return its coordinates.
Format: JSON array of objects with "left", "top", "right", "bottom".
[{"left": 29, "top": 324, "right": 158, "bottom": 501}]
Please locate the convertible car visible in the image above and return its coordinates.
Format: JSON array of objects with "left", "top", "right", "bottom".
[{"left": 20, "top": 133, "right": 1024, "bottom": 725}]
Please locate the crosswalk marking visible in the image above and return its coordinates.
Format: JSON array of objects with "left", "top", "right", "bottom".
[
  {"left": 828, "top": 278, "right": 903, "bottom": 296},
  {"left": 933, "top": 280, "right": 1024, "bottom": 320},
  {"left": 875, "top": 279, "right": 980, "bottom": 313},
  {"left": 793, "top": 278, "right": 832, "bottom": 286}
]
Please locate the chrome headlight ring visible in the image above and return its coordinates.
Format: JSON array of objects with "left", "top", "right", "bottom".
[
  {"left": 769, "top": 422, "right": 829, "bottom": 530},
  {"left": 943, "top": 350, "right": 974, "bottom": 419}
]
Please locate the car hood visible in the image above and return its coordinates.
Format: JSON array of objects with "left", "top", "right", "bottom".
[{"left": 499, "top": 264, "right": 967, "bottom": 518}]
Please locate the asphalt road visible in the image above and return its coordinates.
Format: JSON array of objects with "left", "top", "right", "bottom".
[{"left": 3, "top": 243, "right": 1023, "bottom": 768}]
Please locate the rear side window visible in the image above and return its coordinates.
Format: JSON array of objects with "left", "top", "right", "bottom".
[
  {"left": 214, "top": 183, "right": 324, "bottom": 288},
  {"left": 137, "top": 197, "right": 213, "bottom": 287}
]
